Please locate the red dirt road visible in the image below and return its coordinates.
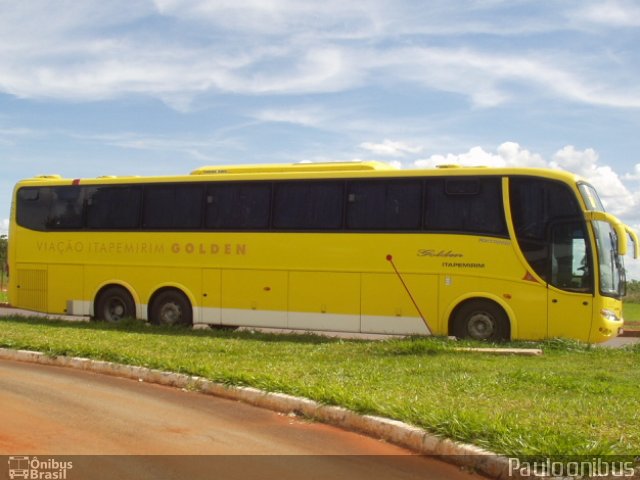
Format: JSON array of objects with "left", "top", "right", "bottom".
[{"left": 0, "top": 359, "right": 486, "bottom": 480}]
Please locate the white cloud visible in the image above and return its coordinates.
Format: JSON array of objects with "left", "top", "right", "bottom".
[
  {"left": 0, "top": 219, "right": 8, "bottom": 236},
  {"left": 360, "top": 139, "right": 423, "bottom": 157},
  {"left": 251, "top": 106, "right": 337, "bottom": 128},
  {"left": 368, "top": 46, "right": 640, "bottom": 108},
  {"left": 0, "top": 1, "right": 639, "bottom": 111},
  {"left": 623, "top": 163, "right": 640, "bottom": 181},
  {"left": 71, "top": 132, "right": 243, "bottom": 163},
  {"left": 152, "top": 0, "right": 387, "bottom": 38},
  {"left": 550, "top": 146, "right": 636, "bottom": 217},
  {"left": 573, "top": 0, "right": 640, "bottom": 28},
  {"left": 414, "top": 142, "right": 545, "bottom": 168}
]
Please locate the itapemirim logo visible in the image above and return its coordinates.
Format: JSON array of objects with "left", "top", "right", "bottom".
[{"left": 7, "top": 456, "right": 73, "bottom": 480}]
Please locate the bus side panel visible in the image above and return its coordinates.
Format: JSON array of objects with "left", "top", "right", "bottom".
[
  {"left": 508, "top": 281, "right": 547, "bottom": 340},
  {"left": 547, "top": 288, "right": 592, "bottom": 342},
  {"left": 221, "top": 269, "right": 287, "bottom": 327},
  {"left": 439, "top": 275, "right": 547, "bottom": 340},
  {"left": 361, "top": 273, "right": 434, "bottom": 335},
  {"left": 15, "top": 264, "right": 48, "bottom": 313},
  {"left": 288, "top": 271, "right": 360, "bottom": 332},
  {"left": 49, "top": 264, "right": 84, "bottom": 315},
  {"left": 15, "top": 262, "right": 88, "bottom": 317},
  {"left": 201, "top": 269, "right": 221, "bottom": 325}
]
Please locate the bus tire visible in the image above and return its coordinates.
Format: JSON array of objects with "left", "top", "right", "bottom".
[
  {"left": 95, "top": 286, "right": 136, "bottom": 322},
  {"left": 150, "top": 290, "right": 192, "bottom": 327},
  {"left": 451, "top": 299, "right": 510, "bottom": 342}
]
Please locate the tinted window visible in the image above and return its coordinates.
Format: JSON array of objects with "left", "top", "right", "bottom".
[
  {"left": 550, "top": 222, "right": 592, "bottom": 292},
  {"left": 49, "top": 187, "right": 84, "bottom": 229},
  {"left": 347, "top": 180, "right": 422, "bottom": 230},
  {"left": 424, "top": 178, "right": 506, "bottom": 235},
  {"left": 510, "top": 177, "right": 584, "bottom": 283},
  {"left": 205, "top": 183, "right": 271, "bottom": 230},
  {"left": 143, "top": 185, "right": 203, "bottom": 229},
  {"left": 510, "top": 178, "right": 582, "bottom": 240},
  {"left": 86, "top": 186, "right": 142, "bottom": 229},
  {"left": 17, "top": 186, "right": 84, "bottom": 230},
  {"left": 273, "top": 181, "right": 344, "bottom": 230},
  {"left": 17, "top": 187, "right": 50, "bottom": 231}
]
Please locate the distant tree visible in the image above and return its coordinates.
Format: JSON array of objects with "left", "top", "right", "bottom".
[{"left": 624, "top": 279, "right": 640, "bottom": 303}]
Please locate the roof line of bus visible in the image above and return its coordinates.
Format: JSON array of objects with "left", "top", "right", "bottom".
[{"left": 15, "top": 163, "right": 584, "bottom": 186}]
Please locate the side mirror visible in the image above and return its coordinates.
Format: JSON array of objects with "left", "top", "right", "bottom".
[
  {"left": 584, "top": 211, "right": 629, "bottom": 256},
  {"left": 624, "top": 225, "right": 639, "bottom": 259}
]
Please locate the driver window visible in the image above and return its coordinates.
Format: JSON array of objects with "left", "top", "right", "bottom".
[{"left": 550, "top": 223, "right": 592, "bottom": 292}]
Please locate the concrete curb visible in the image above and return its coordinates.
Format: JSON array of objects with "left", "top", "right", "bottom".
[{"left": 0, "top": 347, "right": 514, "bottom": 479}]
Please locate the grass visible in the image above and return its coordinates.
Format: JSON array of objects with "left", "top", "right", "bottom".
[
  {"left": 623, "top": 302, "right": 640, "bottom": 330},
  {"left": 0, "top": 273, "right": 7, "bottom": 303},
  {"left": 0, "top": 316, "right": 638, "bottom": 461}
]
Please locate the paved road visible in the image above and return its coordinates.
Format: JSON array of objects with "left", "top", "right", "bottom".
[
  {"left": 0, "top": 359, "right": 484, "bottom": 480},
  {"left": 599, "top": 335, "right": 640, "bottom": 347}
]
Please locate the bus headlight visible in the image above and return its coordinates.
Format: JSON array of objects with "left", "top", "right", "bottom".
[{"left": 600, "top": 309, "right": 621, "bottom": 323}]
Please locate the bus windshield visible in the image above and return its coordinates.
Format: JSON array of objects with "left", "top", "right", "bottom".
[
  {"left": 593, "top": 220, "right": 626, "bottom": 297},
  {"left": 578, "top": 183, "right": 626, "bottom": 297},
  {"left": 578, "top": 183, "right": 606, "bottom": 212}
]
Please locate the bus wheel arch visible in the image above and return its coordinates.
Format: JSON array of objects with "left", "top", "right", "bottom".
[
  {"left": 94, "top": 285, "right": 137, "bottom": 322},
  {"left": 149, "top": 287, "right": 193, "bottom": 327},
  {"left": 448, "top": 297, "right": 512, "bottom": 342}
]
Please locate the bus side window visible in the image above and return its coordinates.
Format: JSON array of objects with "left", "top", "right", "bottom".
[
  {"left": 205, "top": 183, "right": 271, "bottom": 230},
  {"left": 46, "top": 187, "right": 84, "bottom": 229},
  {"left": 143, "top": 184, "right": 203, "bottom": 230},
  {"left": 272, "top": 181, "right": 344, "bottom": 230},
  {"left": 86, "top": 186, "right": 142, "bottom": 230},
  {"left": 423, "top": 177, "right": 507, "bottom": 236},
  {"left": 17, "top": 187, "right": 50, "bottom": 231},
  {"left": 549, "top": 222, "right": 592, "bottom": 291},
  {"left": 510, "top": 177, "right": 587, "bottom": 288},
  {"left": 346, "top": 180, "right": 422, "bottom": 231}
]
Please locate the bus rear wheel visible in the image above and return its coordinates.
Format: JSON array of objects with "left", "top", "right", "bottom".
[
  {"left": 451, "top": 299, "right": 510, "bottom": 342},
  {"left": 150, "top": 290, "right": 192, "bottom": 327},
  {"left": 95, "top": 286, "right": 136, "bottom": 322}
]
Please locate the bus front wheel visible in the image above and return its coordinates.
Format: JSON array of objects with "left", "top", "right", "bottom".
[
  {"left": 150, "top": 290, "right": 192, "bottom": 327},
  {"left": 451, "top": 300, "right": 510, "bottom": 342},
  {"left": 95, "top": 286, "right": 136, "bottom": 322}
]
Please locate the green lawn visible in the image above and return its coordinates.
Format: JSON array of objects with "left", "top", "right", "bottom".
[
  {"left": 0, "top": 273, "right": 7, "bottom": 303},
  {"left": 623, "top": 302, "right": 640, "bottom": 330},
  {"left": 0, "top": 316, "right": 638, "bottom": 462}
]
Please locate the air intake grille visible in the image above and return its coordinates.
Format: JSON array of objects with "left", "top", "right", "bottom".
[{"left": 17, "top": 268, "right": 48, "bottom": 312}]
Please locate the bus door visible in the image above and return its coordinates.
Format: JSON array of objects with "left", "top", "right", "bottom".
[{"left": 546, "top": 221, "right": 593, "bottom": 341}]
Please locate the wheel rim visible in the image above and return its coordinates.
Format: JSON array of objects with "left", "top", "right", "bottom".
[
  {"left": 159, "top": 301, "right": 182, "bottom": 326},
  {"left": 105, "top": 298, "right": 126, "bottom": 321},
  {"left": 467, "top": 311, "right": 495, "bottom": 340}
]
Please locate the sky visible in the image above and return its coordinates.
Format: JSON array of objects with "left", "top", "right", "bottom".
[{"left": 1, "top": 0, "right": 640, "bottom": 276}]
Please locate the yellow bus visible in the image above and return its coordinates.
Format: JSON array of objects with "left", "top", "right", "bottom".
[{"left": 8, "top": 161, "right": 638, "bottom": 343}]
